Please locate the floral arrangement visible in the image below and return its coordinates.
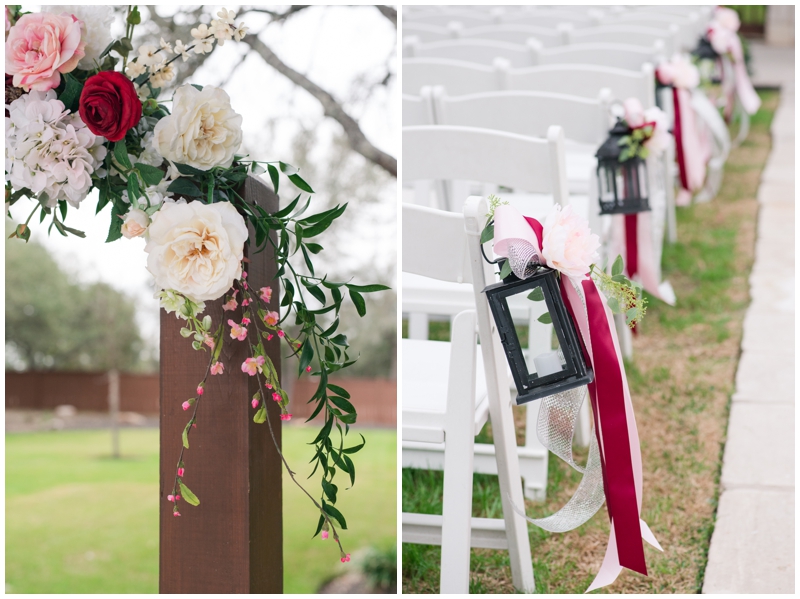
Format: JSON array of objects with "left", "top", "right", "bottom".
[
  {"left": 485, "top": 195, "right": 646, "bottom": 327},
  {"left": 5, "top": 5, "right": 387, "bottom": 562},
  {"left": 616, "top": 98, "right": 670, "bottom": 163}
]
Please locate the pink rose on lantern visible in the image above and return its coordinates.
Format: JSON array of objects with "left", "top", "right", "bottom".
[
  {"left": 5, "top": 12, "right": 86, "bottom": 92},
  {"left": 263, "top": 310, "right": 279, "bottom": 326},
  {"left": 259, "top": 287, "right": 273, "bottom": 303},
  {"left": 623, "top": 98, "right": 645, "bottom": 128},
  {"left": 657, "top": 54, "right": 699, "bottom": 90},
  {"left": 540, "top": 204, "right": 600, "bottom": 281}
]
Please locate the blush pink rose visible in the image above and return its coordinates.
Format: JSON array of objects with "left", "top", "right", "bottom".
[
  {"left": 540, "top": 204, "right": 600, "bottom": 281},
  {"left": 5, "top": 12, "right": 85, "bottom": 92},
  {"left": 713, "top": 7, "right": 741, "bottom": 32},
  {"left": 623, "top": 97, "right": 645, "bottom": 128}
]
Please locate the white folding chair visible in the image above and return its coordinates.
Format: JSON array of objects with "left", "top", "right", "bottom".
[
  {"left": 559, "top": 22, "right": 681, "bottom": 56},
  {"left": 453, "top": 23, "right": 563, "bottom": 47},
  {"left": 600, "top": 11, "right": 703, "bottom": 51},
  {"left": 494, "top": 7, "right": 603, "bottom": 28},
  {"left": 528, "top": 39, "right": 665, "bottom": 71},
  {"left": 403, "top": 9, "right": 494, "bottom": 29},
  {"left": 402, "top": 197, "right": 535, "bottom": 594},
  {"left": 404, "top": 36, "right": 537, "bottom": 68}
]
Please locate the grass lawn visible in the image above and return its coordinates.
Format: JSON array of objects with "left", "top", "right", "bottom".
[
  {"left": 6, "top": 425, "right": 396, "bottom": 594},
  {"left": 401, "top": 90, "right": 778, "bottom": 593}
]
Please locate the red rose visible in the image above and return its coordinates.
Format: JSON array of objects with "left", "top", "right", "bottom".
[{"left": 78, "top": 71, "right": 142, "bottom": 142}]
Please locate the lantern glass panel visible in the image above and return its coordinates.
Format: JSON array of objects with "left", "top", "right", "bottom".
[{"left": 505, "top": 285, "right": 567, "bottom": 380}]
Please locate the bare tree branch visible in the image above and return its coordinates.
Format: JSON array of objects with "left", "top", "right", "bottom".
[
  {"left": 242, "top": 35, "right": 397, "bottom": 178},
  {"left": 375, "top": 5, "right": 397, "bottom": 27},
  {"left": 242, "top": 5, "right": 310, "bottom": 23}
]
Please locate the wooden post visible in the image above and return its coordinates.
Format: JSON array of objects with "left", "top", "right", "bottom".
[
  {"left": 159, "top": 177, "right": 283, "bottom": 593},
  {"left": 108, "top": 369, "right": 120, "bottom": 459}
]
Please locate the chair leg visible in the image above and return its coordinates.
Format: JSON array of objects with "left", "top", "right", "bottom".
[{"left": 440, "top": 310, "right": 478, "bottom": 593}]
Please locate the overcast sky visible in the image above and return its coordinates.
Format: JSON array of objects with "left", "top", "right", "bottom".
[{"left": 6, "top": 5, "right": 397, "bottom": 346}]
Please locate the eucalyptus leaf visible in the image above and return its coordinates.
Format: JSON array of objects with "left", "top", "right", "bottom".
[
  {"left": 537, "top": 312, "right": 552, "bottom": 324},
  {"left": 527, "top": 287, "right": 545, "bottom": 301},
  {"left": 611, "top": 255, "right": 624, "bottom": 277}
]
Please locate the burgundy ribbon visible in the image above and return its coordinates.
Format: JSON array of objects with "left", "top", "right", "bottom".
[
  {"left": 524, "top": 216, "right": 648, "bottom": 576},
  {"left": 672, "top": 86, "right": 690, "bottom": 193}
]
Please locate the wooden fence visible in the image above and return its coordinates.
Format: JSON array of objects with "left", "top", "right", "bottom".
[{"left": 5, "top": 371, "right": 397, "bottom": 426}]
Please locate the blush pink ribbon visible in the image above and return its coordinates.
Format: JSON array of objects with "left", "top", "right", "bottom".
[
  {"left": 708, "top": 24, "right": 761, "bottom": 119},
  {"left": 493, "top": 207, "right": 661, "bottom": 592}
]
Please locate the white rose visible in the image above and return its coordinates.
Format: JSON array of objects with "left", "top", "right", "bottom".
[
  {"left": 541, "top": 204, "right": 600, "bottom": 281},
  {"left": 153, "top": 85, "right": 243, "bottom": 171},
  {"left": 121, "top": 209, "right": 150, "bottom": 239},
  {"left": 43, "top": 5, "right": 114, "bottom": 70},
  {"left": 145, "top": 200, "right": 248, "bottom": 302}
]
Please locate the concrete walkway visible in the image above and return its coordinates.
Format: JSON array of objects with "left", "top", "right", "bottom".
[{"left": 702, "top": 42, "right": 795, "bottom": 593}]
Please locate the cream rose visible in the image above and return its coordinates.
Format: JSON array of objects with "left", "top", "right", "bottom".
[
  {"left": 153, "top": 85, "right": 243, "bottom": 171},
  {"left": 121, "top": 209, "right": 150, "bottom": 239},
  {"left": 541, "top": 204, "right": 600, "bottom": 281},
  {"left": 145, "top": 200, "right": 249, "bottom": 302}
]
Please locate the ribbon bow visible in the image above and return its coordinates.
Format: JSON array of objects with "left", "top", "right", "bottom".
[{"left": 493, "top": 205, "right": 662, "bottom": 592}]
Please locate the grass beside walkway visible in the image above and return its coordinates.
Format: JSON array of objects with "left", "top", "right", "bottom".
[
  {"left": 6, "top": 425, "right": 396, "bottom": 594},
  {"left": 401, "top": 90, "right": 778, "bottom": 593}
]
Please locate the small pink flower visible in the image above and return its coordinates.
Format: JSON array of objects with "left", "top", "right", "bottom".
[
  {"left": 340, "top": 553, "right": 351, "bottom": 563},
  {"left": 203, "top": 334, "right": 215, "bottom": 349},
  {"left": 280, "top": 413, "right": 292, "bottom": 422},
  {"left": 321, "top": 531, "right": 329, "bottom": 540},
  {"left": 241, "top": 271, "right": 248, "bottom": 279},
  {"left": 222, "top": 298, "right": 238, "bottom": 311},
  {"left": 267, "top": 334, "right": 274, "bottom": 341},
  {"left": 272, "top": 392, "right": 281, "bottom": 402},
  {"left": 176, "top": 495, "right": 181, "bottom": 501},
  {"left": 265, "top": 382, "right": 273, "bottom": 390},
  {"left": 177, "top": 468, "right": 184, "bottom": 477},
  {"left": 305, "top": 366, "right": 312, "bottom": 373},
  {"left": 241, "top": 298, "right": 251, "bottom": 307},
  {"left": 241, "top": 357, "right": 264, "bottom": 376},
  {"left": 192, "top": 423, "right": 197, "bottom": 429},
  {"left": 196, "top": 385, "right": 204, "bottom": 396},
  {"left": 295, "top": 342, "right": 302, "bottom": 349},
  {"left": 277, "top": 330, "right": 285, "bottom": 338},
  {"left": 173, "top": 511, "right": 181, "bottom": 517},
  {"left": 182, "top": 401, "right": 191, "bottom": 411},
  {"left": 243, "top": 282, "right": 249, "bottom": 290},
  {"left": 167, "top": 494, "right": 175, "bottom": 502},
  {"left": 251, "top": 398, "right": 259, "bottom": 409},
  {"left": 228, "top": 319, "right": 247, "bottom": 341},
  {"left": 210, "top": 361, "right": 224, "bottom": 376},
  {"left": 263, "top": 310, "right": 279, "bottom": 326},
  {"left": 241, "top": 317, "right": 251, "bottom": 325},
  {"left": 259, "top": 287, "right": 273, "bottom": 303}
]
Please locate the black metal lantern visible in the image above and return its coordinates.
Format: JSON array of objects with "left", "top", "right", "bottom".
[
  {"left": 483, "top": 262, "right": 594, "bottom": 405},
  {"left": 595, "top": 119, "right": 651, "bottom": 216},
  {"left": 691, "top": 35, "right": 722, "bottom": 84}
]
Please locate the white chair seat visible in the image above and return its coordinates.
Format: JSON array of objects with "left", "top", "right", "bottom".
[{"left": 402, "top": 338, "right": 489, "bottom": 443}]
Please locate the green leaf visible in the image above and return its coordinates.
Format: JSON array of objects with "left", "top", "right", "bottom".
[
  {"left": 326, "top": 384, "right": 350, "bottom": 399},
  {"left": 320, "top": 318, "right": 339, "bottom": 338},
  {"left": 59, "top": 72, "right": 83, "bottom": 112},
  {"left": 348, "top": 289, "right": 366, "bottom": 317},
  {"left": 167, "top": 178, "right": 202, "bottom": 197},
  {"left": 114, "top": 141, "right": 132, "bottom": 171},
  {"left": 301, "top": 245, "right": 315, "bottom": 277},
  {"left": 345, "top": 283, "right": 390, "bottom": 293},
  {"left": 58, "top": 200, "right": 67, "bottom": 221},
  {"left": 343, "top": 454, "right": 356, "bottom": 487},
  {"left": 322, "top": 501, "right": 347, "bottom": 530},
  {"left": 607, "top": 297, "right": 621, "bottom": 313},
  {"left": 527, "top": 287, "right": 545, "bottom": 301},
  {"left": 267, "top": 163, "right": 280, "bottom": 194},
  {"left": 304, "top": 282, "right": 325, "bottom": 305},
  {"left": 105, "top": 203, "right": 126, "bottom": 243},
  {"left": 626, "top": 307, "right": 638, "bottom": 321},
  {"left": 96, "top": 187, "right": 111, "bottom": 214},
  {"left": 337, "top": 412, "right": 357, "bottom": 425},
  {"left": 127, "top": 172, "right": 141, "bottom": 203},
  {"left": 298, "top": 340, "right": 314, "bottom": 375},
  {"left": 61, "top": 225, "right": 86, "bottom": 238},
  {"left": 611, "top": 255, "right": 624, "bottom": 277},
  {"left": 499, "top": 260, "right": 513, "bottom": 280},
  {"left": 480, "top": 223, "right": 494, "bottom": 244},
  {"left": 253, "top": 405, "right": 266, "bottom": 424},
  {"left": 274, "top": 194, "right": 300, "bottom": 218},
  {"left": 312, "top": 513, "right": 325, "bottom": 538},
  {"left": 330, "top": 334, "right": 348, "bottom": 347},
  {"left": 178, "top": 480, "right": 200, "bottom": 506},
  {"left": 329, "top": 394, "right": 356, "bottom": 415},
  {"left": 289, "top": 174, "right": 314, "bottom": 193},
  {"left": 173, "top": 162, "right": 204, "bottom": 176},
  {"left": 342, "top": 434, "right": 366, "bottom": 454},
  {"left": 182, "top": 421, "right": 191, "bottom": 449},
  {"left": 321, "top": 478, "right": 338, "bottom": 503},
  {"left": 135, "top": 163, "right": 164, "bottom": 186},
  {"left": 537, "top": 312, "right": 552, "bottom": 324}
]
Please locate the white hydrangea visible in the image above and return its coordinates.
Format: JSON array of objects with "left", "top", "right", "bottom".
[
  {"left": 5, "top": 90, "right": 107, "bottom": 207},
  {"left": 43, "top": 5, "right": 114, "bottom": 71}
]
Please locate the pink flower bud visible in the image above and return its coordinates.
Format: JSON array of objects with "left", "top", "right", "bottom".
[
  {"left": 196, "top": 385, "right": 204, "bottom": 396},
  {"left": 243, "top": 282, "right": 249, "bottom": 290},
  {"left": 242, "top": 298, "right": 251, "bottom": 306},
  {"left": 182, "top": 401, "right": 191, "bottom": 411},
  {"left": 280, "top": 413, "right": 293, "bottom": 422},
  {"left": 167, "top": 494, "right": 175, "bottom": 502},
  {"left": 345, "top": 554, "right": 351, "bottom": 562},
  {"left": 305, "top": 366, "right": 312, "bottom": 373},
  {"left": 173, "top": 512, "right": 181, "bottom": 517},
  {"left": 177, "top": 468, "right": 184, "bottom": 477},
  {"left": 241, "top": 317, "right": 251, "bottom": 325},
  {"left": 252, "top": 398, "right": 259, "bottom": 409},
  {"left": 176, "top": 495, "right": 181, "bottom": 501},
  {"left": 192, "top": 423, "right": 197, "bottom": 428},
  {"left": 265, "top": 382, "right": 273, "bottom": 389},
  {"left": 277, "top": 330, "right": 285, "bottom": 338},
  {"left": 321, "top": 531, "right": 329, "bottom": 540},
  {"left": 241, "top": 271, "right": 248, "bottom": 279},
  {"left": 272, "top": 392, "right": 281, "bottom": 402},
  {"left": 267, "top": 334, "right": 273, "bottom": 341}
]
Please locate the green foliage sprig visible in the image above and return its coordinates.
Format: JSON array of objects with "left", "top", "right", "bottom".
[
  {"left": 590, "top": 255, "right": 647, "bottom": 327},
  {"left": 618, "top": 124, "right": 653, "bottom": 162}
]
